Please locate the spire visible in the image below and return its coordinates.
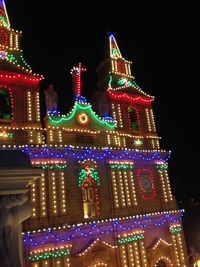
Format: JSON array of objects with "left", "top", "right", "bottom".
[
  {"left": 96, "top": 33, "right": 154, "bottom": 99},
  {"left": 0, "top": 0, "right": 10, "bottom": 29},
  {"left": 0, "top": 0, "right": 43, "bottom": 77},
  {"left": 108, "top": 32, "right": 122, "bottom": 59},
  {"left": 106, "top": 32, "right": 133, "bottom": 77},
  {"left": 97, "top": 32, "right": 134, "bottom": 91}
]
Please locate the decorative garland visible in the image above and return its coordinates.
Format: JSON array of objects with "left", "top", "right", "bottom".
[
  {"left": 170, "top": 227, "right": 182, "bottom": 234},
  {"left": 78, "top": 166, "right": 100, "bottom": 187},
  {"left": 23, "top": 211, "right": 184, "bottom": 246},
  {"left": 29, "top": 249, "right": 70, "bottom": 262},
  {"left": 22, "top": 147, "right": 171, "bottom": 162},
  {"left": 110, "top": 164, "right": 134, "bottom": 169},
  {"left": 118, "top": 234, "right": 144, "bottom": 244}
]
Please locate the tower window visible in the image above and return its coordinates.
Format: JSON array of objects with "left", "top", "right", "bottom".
[
  {"left": 117, "top": 60, "right": 125, "bottom": 74},
  {"left": 0, "top": 89, "right": 12, "bottom": 120},
  {"left": 0, "top": 31, "right": 8, "bottom": 46},
  {"left": 128, "top": 107, "right": 138, "bottom": 131}
]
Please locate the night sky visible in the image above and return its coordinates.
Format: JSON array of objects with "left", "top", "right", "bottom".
[{"left": 5, "top": 1, "right": 198, "bottom": 202}]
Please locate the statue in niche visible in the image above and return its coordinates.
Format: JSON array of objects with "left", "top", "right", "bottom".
[
  {"left": 0, "top": 193, "right": 31, "bottom": 267},
  {"left": 44, "top": 84, "right": 58, "bottom": 114}
]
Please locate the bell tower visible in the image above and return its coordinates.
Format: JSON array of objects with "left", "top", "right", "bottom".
[
  {"left": 95, "top": 33, "right": 160, "bottom": 151},
  {"left": 0, "top": 0, "right": 43, "bottom": 146}
]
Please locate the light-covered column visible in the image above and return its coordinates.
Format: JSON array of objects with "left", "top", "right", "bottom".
[
  {"left": 117, "top": 229, "right": 148, "bottom": 267},
  {"left": 169, "top": 223, "right": 187, "bottom": 267}
]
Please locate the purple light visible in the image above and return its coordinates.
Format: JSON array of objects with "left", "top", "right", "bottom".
[
  {"left": 23, "top": 211, "right": 184, "bottom": 247},
  {"left": 22, "top": 147, "right": 170, "bottom": 162}
]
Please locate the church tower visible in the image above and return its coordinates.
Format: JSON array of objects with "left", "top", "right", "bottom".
[
  {"left": 0, "top": 0, "right": 43, "bottom": 146},
  {"left": 94, "top": 33, "right": 160, "bottom": 151},
  {"left": 0, "top": 3, "right": 189, "bottom": 266}
]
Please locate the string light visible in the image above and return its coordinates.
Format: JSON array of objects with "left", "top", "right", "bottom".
[
  {"left": 0, "top": 130, "right": 13, "bottom": 139},
  {"left": 22, "top": 210, "right": 185, "bottom": 246},
  {"left": 155, "top": 256, "right": 173, "bottom": 266},
  {"left": 70, "top": 63, "right": 86, "bottom": 97},
  {"left": 108, "top": 89, "right": 153, "bottom": 104},
  {"left": 22, "top": 146, "right": 171, "bottom": 161},
  {"left": 1, "top": 6, "right": 188, "bottom": 265},
  {"left": 136, "top": 168, "right": 157, "bottom": 200},
  {"left": 152, "top": 238, "right": 172, "bottom": 250},
  {"left": 77, "top": 238, "right": 116, "bottom": 256},
  {"left": 118, "top": 232, "right": 144, "bottom": 244},
  {"left": 48, "top": 101, "right": 116, "bottom": 129},
  {"left": 78, "top": 165, "right": 100, "bottom": 187},
  {"left": 29, "top": 245, "right": 71, "bottom": 262},
  {"left": 32, "top": 159, "right": 67, "bottom": 169}
]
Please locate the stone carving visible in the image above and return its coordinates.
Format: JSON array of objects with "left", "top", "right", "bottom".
[
  {"left": 0, "top": 194, "right": 31, "bottom": 267},
  {"left": 44, "top": 84, "right": 58, "bottom": 114}
]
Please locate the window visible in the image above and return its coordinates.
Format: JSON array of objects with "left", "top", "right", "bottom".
[
  {"left": 128, "top": 107, "right": 138, "bottom": 131},
  {"left": 0, "top": 89, "right": 12, "bottom": 120},
  {"left": 75, "top": 134, "right": 94, "bottom": 144},
  {"left": 78, "top": 165, "right": 100, "bottom": 219},
  {"left": 117, "top": 60, "right": 125, "bottom": 74},
  {"left": 0, "top": 31, "right": 8, "bottom": 46},
  {"left": 82, "top": 180, "right": 96, "bottom": 218}
]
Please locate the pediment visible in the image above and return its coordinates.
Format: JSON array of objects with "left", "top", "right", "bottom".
[
  {"left": 77, "top": 238, "right": 115, "bottom": 256},
  {"left": 149, "top": 238, "right": 172, "bottom": 252},
  {"left": 48, "top": 99, "right": 116, "bottom": 132}
]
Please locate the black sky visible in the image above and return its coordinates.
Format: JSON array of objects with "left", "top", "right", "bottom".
[{"left": 5, "top": 1, "right": 199, "bottom": 202}]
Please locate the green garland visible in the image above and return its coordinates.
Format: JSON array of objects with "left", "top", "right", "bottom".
[
  {"left": 170, "top": 227, "right": 182, "bottom": 234},
  {"left": 78, "top": 167, "right": 100, "bottom": 187},
  {"left": 110, "top": 164, "right": 134, "bottom": 169},
  {"left": 118, "top": 234, "right": 144, "bottom": 244},
  {"left": 29, "top": 249, "right": 70, "bottom": 262}
]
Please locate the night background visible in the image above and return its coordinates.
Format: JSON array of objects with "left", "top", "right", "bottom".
[{"left": 5, "top": 0, "right": 199, "bottom": 251}]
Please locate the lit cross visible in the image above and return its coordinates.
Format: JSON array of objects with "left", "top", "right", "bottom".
[{"left": 70, "top": 63, "right": 86, "bottom": 97}]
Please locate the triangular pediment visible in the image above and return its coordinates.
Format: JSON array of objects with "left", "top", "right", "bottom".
[
  {"left": 150, "top": 238, "right": 172, "bottom": 251},
  {"left": 77, "top": 238, "right": 115, "bottom": 256}
]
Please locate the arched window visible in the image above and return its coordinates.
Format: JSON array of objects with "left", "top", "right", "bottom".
[
  {"left": 78, "top": 165, "right": 100, "bottom": 219},
  {"left": 156, "top": 260, "right": 167, "bottom": 267},
  {"left": 0, "top": 89, "right": 12, "bottom": 120},
  {"left": 82, "top": 179, "right": 96, "bottom": 218},
  {"left": 128, "top": 106, "right": 138, "bottom": 131}
]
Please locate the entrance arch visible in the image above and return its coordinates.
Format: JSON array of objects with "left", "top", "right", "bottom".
[
  {"left": 156, "top": 260, "right": 167, "bottom": 267},
  {"left": 155, "top": 256, "right": 173, "bottom": 267}
]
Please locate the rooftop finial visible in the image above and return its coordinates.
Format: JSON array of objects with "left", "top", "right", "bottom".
[
  {"left": 44, "top": 84, "right": 58, "bottom": 115},
  {"left": 107, "top": 31, "right": 114, "bottom": 37},
  {"left": 70, "top": 63, "right": 86, "bottom": 99}
]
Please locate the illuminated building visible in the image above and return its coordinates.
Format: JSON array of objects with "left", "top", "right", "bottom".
[{"left": 0, "top": 1, "right": 189, "bottom": 266}]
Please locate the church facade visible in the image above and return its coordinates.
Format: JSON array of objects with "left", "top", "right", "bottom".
[{"left": 0, "top": 1, "right": 189, "bottom": 266}]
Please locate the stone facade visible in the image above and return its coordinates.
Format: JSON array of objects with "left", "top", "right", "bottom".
[{"left": 0, "top": 1, "right": 189, "bottom": 266}]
